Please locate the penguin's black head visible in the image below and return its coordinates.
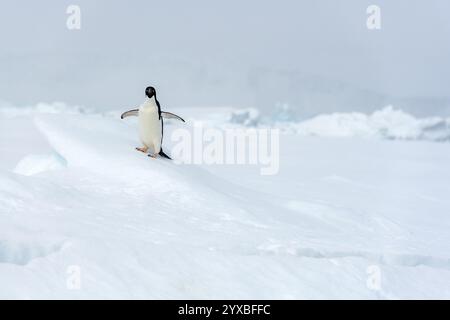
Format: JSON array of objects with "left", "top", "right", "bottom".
[{"left": 145, "top": 86, "right": 156, "bottom": 98}]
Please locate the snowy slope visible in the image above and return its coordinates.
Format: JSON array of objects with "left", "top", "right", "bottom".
[{"left": 0, "top": 105, "right": 449, "bottom": 299}]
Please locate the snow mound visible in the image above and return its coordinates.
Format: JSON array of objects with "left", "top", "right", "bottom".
[
  {"left": 227, "top": 106, "right": 450, "bottom": 142},
  {"left": 295, "top": 106, "right": 450, "bottom": 141},
  {"left": 14, "top": 153, "right": 67, "bottom": 176}
]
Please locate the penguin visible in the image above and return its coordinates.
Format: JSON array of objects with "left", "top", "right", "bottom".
[{"left": 121, "top": 86, "right": 185, "bottom": 159}]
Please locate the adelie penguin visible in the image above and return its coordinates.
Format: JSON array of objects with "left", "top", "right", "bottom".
[{"left": 121, "top": 86, "right": 185, "bottom": 159}]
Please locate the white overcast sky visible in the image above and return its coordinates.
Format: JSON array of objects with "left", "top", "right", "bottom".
[{"left": 0, "top": 0, "right": 449, "bottom": 109}]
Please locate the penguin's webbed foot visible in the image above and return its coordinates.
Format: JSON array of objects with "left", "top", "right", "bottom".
[
  {"left": 148, "top": 154, "right": 157, "bottom": 159},
  {"left": 136, "top": 147, "right": 148, "bottom": 153}
]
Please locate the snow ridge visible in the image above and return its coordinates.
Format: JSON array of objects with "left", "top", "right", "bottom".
[{"left": 229, "top": 106, "right": 450, "bottom": 142}]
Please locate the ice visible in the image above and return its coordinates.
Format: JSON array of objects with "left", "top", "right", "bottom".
[
  {"left": 14, "top": 153, "right": 67, "bottom": 176},
  {"left": 229, "top": 108, "right": 260, "bottom": 126},
  {"left": 227, "top": 105, "right": 450, "bottom": 142},
  {"left": 0, "top": 103, "right": 449, "bottom": 299},
  {"left": 294, "top": 106, "right": 450, "bottom": 141}
]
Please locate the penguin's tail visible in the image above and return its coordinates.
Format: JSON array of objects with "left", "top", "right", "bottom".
[{"left": 159, "top": 149, "right": 172, "bottom": 160}]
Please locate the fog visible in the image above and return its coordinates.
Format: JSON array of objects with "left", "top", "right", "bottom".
[{"left": 1, "top": 0, "right": 449, "bottom": 116}]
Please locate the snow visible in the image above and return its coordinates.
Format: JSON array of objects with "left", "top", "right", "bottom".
[
  {"left": 0, "top": 103, "right": 449, "bottom": 299},
  {"left": 0, "top": 102, "right": 92, "bottom": 118},
  {"left": 14, "top": 153, "right": 67, "bottom": 176},
  {"left": 293, "top": 106, "right": 450, "bottom": 141},
  {"left": 224, "top": 105, "right": 450, "bottom": 143}
]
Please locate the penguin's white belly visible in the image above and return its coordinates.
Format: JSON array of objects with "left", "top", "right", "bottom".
[{"left": 138, "top": 108, "right": 162, "bottom": 154}]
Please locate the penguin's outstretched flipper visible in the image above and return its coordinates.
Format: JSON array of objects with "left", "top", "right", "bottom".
[
  {"left": 121, "top": 109, "right": 139, "bottom": 119},
  {"left": 158, "top": 149, "right": 172, "bottom": 160},
  {"left": 161, "top": 111, "right": 185, "bottom": 122}
]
